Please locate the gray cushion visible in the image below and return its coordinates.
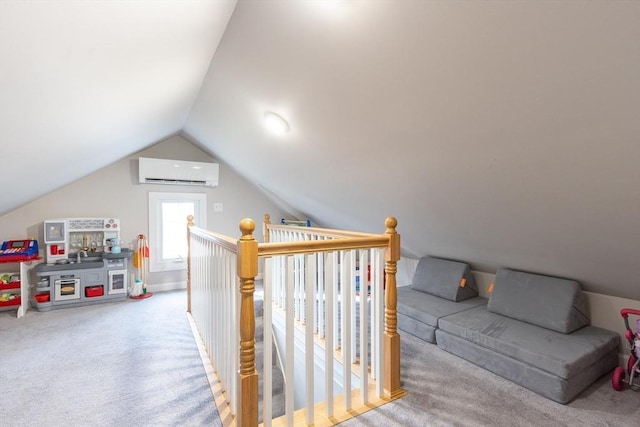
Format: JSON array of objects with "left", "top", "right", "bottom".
[
  {"left": 397, "top": 287, "right": 487, "bottom": 328},
  {"left": 438, "top": 305, "right": 619, "bottom": 379},
  {"left": 435, "top": 329, "right": 619, "bottom": 404},
  {"left": 398, "top": 312, "right": 437, "bottom": 343},
  {"left": 410, "top": 256, "right": 479, "bottom": 301},
  {"left": 487, "top": 268, "right": 590, "bottom": 333}
]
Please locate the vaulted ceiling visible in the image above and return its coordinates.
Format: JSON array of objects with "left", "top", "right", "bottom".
[
  {"left": 0, "top": 0, "right": 237, "bottom": 213},
  {"left": 1, "top": 1, "right": 638, "bottom": 300}
]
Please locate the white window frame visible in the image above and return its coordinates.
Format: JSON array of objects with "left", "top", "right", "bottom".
[{"left": 148, "top": 192, "right": 207, "bottom": 272}]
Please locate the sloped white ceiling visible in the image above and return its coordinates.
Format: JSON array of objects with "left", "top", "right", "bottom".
[
  {"left": 0, "top": 0, "right": 237, "bottom": 213},
  {"left": 184, "top": 1, "right": 640, "bottom": 299}
]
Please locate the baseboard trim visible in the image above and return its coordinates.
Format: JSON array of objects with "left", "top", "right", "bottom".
[{"left": 147, "top": 281, "right": 186, "bottom": 293}]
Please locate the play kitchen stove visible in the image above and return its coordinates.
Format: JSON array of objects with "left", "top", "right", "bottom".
[{"left": 34, "top": 218, "right": 131, "bottom": 311}]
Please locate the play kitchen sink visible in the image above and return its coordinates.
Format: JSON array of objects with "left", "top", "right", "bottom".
[
  {"left": 40, "top": 260, "right": 105, "bottom": 271},
  {"left": 74, "top": 255, "right": 104, "bottom": 263},
  {"left": 37, "top": 253, "right": 109, "bottom": 271}
]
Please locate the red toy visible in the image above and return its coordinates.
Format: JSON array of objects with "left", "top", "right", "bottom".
[{"left": 612, "top": 308, "right": 640, "bottom": 391}]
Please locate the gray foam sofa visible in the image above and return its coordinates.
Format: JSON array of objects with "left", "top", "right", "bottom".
[
  {"left": 397, "top": 258, "right": 621, "bottom": 404},
  {"left": 435, "top": 267, "right": 620, "bottom": 404}
]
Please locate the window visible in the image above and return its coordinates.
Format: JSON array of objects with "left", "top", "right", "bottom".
[{"left": 148, "top": 192, "right": 207, "bottom": 272}]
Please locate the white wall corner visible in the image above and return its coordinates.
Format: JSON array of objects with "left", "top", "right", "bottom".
[
  {"left": 397, "top": 256, "right": 419, "bottom": 287},
  {"left": 471, "top": 270, "right": 496, "bottom": 299}
]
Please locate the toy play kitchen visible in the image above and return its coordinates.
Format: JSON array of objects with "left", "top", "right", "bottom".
[{"left": 34, "top": 217, "right": 132, "bottom": 311}]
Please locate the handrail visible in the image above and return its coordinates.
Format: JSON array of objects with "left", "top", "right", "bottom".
[
  {"left": 187, "top": 214, "right": 404, "bottom": 427},
  {"left": 258, "top": 236, "right": 390, "bottom": 257},
  {"left": 188, "top": 224, "right": 238, "bottom": 252}
]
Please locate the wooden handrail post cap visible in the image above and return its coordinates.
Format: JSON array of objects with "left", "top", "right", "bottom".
[
  {"left": 240, "top": 218, "right": 255, "bottom": 239},
  {"left": 384, "top": 216, "right": 400, "bottom": 261},
  {"left": 385, "top": 216, "right": 397, "bottom": 233},
  {"left": 237, "top": 219, "right": 258, "bottom": 278}
]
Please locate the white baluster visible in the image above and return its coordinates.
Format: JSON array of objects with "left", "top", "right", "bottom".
[
  {"left": 305, "top": 253, "right": 316, "bottom": 424},
  {"left": 318, "top": 251, "right": 325, "bottom": 339},
  {"left": 341, "top": 250, "right": 352, "bottom": 410},
  {"left": 374, "top": 249, "right": 384, "bottom": 397},
  {"left": 232, "top": 248, "right": 239, "bottom": 414},
  {"left": 359, "top": 249, "right": 369, "bottom": 404},
  {"left": 263, "top": 258, "right": 273, "bottom": 427},
  {"left": 325, "top": 251, "right": 335, "bottom": 417},
  {"left": 333, "top": 251, "right": 339, "bottom": 353},
  {"left": 286, "top": 255, "right": 295, "bottom": 426},
  {"left": 351, "top": 250, "right": 357, "bottom": 365}
]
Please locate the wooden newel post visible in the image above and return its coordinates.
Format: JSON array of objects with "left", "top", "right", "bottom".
[
  {"left": 383, "top": 216, "right": 404, "bottom": 399},
  {"left": 237, "top": 218, "right": 259, "bottom": 427},
  {"left": 186, "top": 215, "right": 195, "bottom": 314}
]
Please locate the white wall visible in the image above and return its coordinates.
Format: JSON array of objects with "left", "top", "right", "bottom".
[{"left": 0, "top": 134, "right": 289, "bottom": 289}]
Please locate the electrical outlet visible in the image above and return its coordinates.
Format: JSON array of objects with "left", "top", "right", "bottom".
[{"left": 213, "top": 202, "right": 223, "bottom": 213}]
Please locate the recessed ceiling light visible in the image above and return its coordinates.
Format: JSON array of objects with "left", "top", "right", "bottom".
[{"left": 264, "top": 111, "right": 290, "bottom": 135}]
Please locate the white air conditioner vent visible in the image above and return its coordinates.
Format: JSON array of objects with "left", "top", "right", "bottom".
[{"left": 138, "top": 157, "right": 219, "bottom": 187}]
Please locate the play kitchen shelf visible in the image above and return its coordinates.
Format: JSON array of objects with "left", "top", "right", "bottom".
[{"left": 0, "top": 259, "right": 37, "bottom": 318}]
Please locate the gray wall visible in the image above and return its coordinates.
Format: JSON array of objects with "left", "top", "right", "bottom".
[
  {"left": 0, "top": 134, "right": 289, "bottom": 286},
  {"left": 184, "top": 0, "right": 640, "bottom": 301}
]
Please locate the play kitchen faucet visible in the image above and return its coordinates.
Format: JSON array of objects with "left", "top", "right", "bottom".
[{"left": 76, "top": 250, "right": 88, "bottom": 263}]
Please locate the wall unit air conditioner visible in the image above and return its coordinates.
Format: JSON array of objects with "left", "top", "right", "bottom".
[{"left": 138, "top": 157, "right": 219, "bottom": 187}]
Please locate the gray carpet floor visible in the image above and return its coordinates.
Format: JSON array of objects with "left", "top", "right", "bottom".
[
  {"left": 0, "top": 290, "right": 220, "bottom": 427},
  {"left": 2, "top": 291, "right": 638, "bottom": 426},
  {"left": 341, "top": 331, "right": 639, "bottom": 427}
]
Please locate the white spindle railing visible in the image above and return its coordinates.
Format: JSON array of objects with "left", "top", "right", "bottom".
[
  {"left": 262, "top": 221, "right": 390, "bottom": 423},
  {"left": 188, "top": 215, "right": 403, "bottom": 427},
  {"left": 187, "top": 223, "right": 239, "bottom": 417}
]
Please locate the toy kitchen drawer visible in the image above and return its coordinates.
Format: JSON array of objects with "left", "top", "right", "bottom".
[{"left": 105, "top": 258, "right": 126, "bottom": 269}]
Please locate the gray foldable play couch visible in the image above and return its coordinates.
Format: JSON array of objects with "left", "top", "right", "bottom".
[{"left": 398, "top": 258, "right": 620, "bottom": 404}]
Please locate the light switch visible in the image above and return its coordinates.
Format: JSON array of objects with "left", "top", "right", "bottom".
[{"left": 213, "top": 202, "right": 223, "bottom": 213}]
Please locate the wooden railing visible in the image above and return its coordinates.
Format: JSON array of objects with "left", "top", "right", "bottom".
[{"left": 187, "top": 214, "right": 404, "bottom": 427}]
